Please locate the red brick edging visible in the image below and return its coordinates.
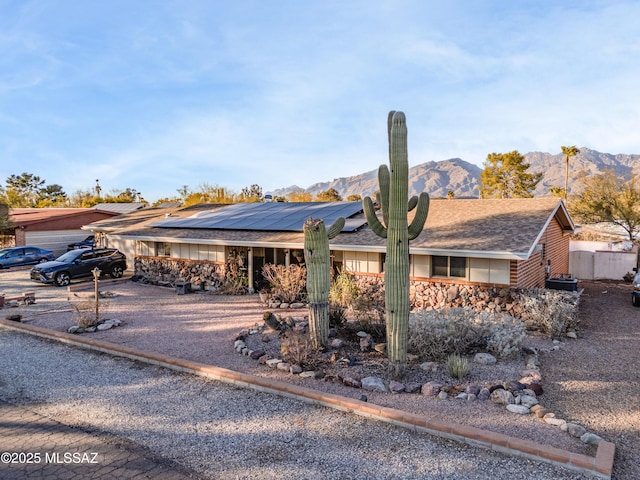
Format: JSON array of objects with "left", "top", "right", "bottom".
[{"left": 0, "top": 319, "right": 614, "bottom": 479}]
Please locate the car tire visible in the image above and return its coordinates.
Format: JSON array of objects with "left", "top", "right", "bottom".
[
  {"left": 54, "top": 272, "right": 71, "bottom": 287},
  {"left": 38, "top": 258, "right": 48, "bottom": 263},
  {"left": 110, "top": 265, "right": 124, "bottom": 279},
  {"left": 633, "top": 295, "right": 640, "bottom": 307}
]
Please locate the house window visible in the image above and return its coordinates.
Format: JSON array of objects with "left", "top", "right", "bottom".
[
  {"left": 432, "top": 255, "right": 467, "bottom": 278},
  {"left": 156, "top": 242, "right": 171, "bottom": 257}
]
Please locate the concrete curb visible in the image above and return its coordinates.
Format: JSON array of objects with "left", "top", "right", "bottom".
[{"left": 0, "top": 319, "right": 614, "bottom": 479}]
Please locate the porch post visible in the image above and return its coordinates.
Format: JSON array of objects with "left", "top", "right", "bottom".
[{"left": 247, "top": 247, "right": 254, "bottom": 293}]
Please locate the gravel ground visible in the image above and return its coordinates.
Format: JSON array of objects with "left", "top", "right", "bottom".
[
  {"left": 1, "top": 268, "right": 637, "bottom": 478},
  {"left": 0, "top": 331, "right": 591, "bottom": 480}
]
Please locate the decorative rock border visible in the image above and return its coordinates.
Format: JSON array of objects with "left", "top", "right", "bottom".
[{"left": 233, "top": 324, "right": 607, "bottom": 452}]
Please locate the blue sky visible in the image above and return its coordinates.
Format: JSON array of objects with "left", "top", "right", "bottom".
[{"left": 1, "top": 1, "right": 639, "bottom": 202}]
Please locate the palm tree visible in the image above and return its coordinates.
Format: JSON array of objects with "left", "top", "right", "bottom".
[{"left": 561, "top": 145, "right": 580, "bottom": 200}]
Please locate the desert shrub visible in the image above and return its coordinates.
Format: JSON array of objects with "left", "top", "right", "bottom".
[
  {"left": 484, "top": 315, "right": 526, "bottom": 358},
  {"left": 515, "top": 288, "right": 579, "bottom": 337},
  {"left": 70, "top": 298, "right": 107, "bottom": 328},
  {"left": 445, "top": 354, "right": 469, "bottom": 380},
  {"left": 219, "top": 252, "right": 248, "bottom": 295},
  {"left": 408, "top": 308, "right": 526, "bottom": 361},
  {"left": 328, "top": 302, "right": 348, "bottom": 330},
  {"left": 329, "top": 270, "right": 361, "bottom": 308},
  {"left": 261, "top": 264, "right": 307, "bottom": 304},
  {"left": 280, "top": 329, "right": 313, "bottom": 366}
]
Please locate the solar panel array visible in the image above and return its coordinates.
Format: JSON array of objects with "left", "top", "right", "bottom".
[{"left": 149, "top": 202, "right": 367, "bottom": 232}]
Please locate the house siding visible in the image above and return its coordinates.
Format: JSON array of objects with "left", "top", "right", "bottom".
[{"left": 513, "top": 219, "right": 570, "bottom": 289}]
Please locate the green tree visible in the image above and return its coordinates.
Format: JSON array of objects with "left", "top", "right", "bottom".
[
  {"left": 561, "top": 145, "right": 580, "bottom": 200},
  {"left": 479, "top": 151, "right": 542, "bottom": 198},
  {"left": 0, "top": 202, "right": 13, "bottom": 232},
  {"left": 5, "top": 172, "right": 46, "bottom": 207},
  {"left": 37, "top": 184, "right": 68, "bottom": 206},
  {"left": 315, "top": 188, "right": 343, "bottom": 202},
  {"left": 569, "top": 170, "right": 640, "bottom": 241}
]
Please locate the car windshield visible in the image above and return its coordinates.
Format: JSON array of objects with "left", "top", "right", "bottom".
[
  {"left": 0, "top": 249, "right": 8, "bottom": 257},
  {"left": 55, "top": 250, "right": 84, "bottom": 262}
]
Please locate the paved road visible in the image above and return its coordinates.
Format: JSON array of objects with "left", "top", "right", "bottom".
[{"left": 0, "top": 399, "right": 201, "bottom": 479}]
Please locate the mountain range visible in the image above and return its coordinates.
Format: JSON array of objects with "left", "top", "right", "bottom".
[{"left": 269, "top": 148, "right": 640, "bottom": 199}]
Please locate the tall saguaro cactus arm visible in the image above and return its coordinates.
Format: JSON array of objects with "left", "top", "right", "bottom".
[
  {"left": 361, "top": 111, "right": 430, "bottom": 379},
  {"left": 408, "top": 192, "right": 430, "bottom": 240},
  {"left": 304, "top": 216, "right": 344, "bottom": 350},
  {"left": 363, "top": 196, "right": 387, "bottom": 238}
]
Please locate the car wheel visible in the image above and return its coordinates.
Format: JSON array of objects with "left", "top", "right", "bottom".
[
  {"left": 110, "top": 265, "right": 124, "bottom": 279},
  {"left": 54, "top": 272, "right": 71, "bottom": 287},
  {"left": 633, "top": 295, "right": 639, "bottom": 307},
  {"left": 38, "top": 258, "right": 48, "bottom": 263}
]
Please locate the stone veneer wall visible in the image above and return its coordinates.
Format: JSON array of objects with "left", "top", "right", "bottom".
[
  {"left": 354, "top": 274, "right": 528, "bottom": 319},
  {"left": 135, "top": 256, "right": 226, "bottom": 290}
]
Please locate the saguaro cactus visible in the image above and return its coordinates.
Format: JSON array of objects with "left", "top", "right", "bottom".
[
  {"left": 363, "top": 111, "right": 430, "bottom": 378},
  {"left": 303, "top": 216, "right": 345, "bottom": 349}
]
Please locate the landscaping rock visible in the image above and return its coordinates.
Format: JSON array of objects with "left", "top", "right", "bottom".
[
  {"left": 389, "top": 381, "right": 405, "bottom": 394},
  {"left": 506, "top": 404, "right": 531, "bottom": 415},
  {"left": 466, "top": 384, "right": 481, "bottom": 396},
  {"left": 490, "top": 389, "right": 515, "bottom": 405},
  {"left": 563, "top": 423, "right": 587, "bottom": 438},
  {"left": 276, "top": 362, "right": 291, "bottom": 372},
  {"left": 420, "top": 362, "right": 438, "bottom": 373},
  {"left": 544, "top": 416, "right": 567, "bottom": 427},
  {"left": 477, "top": 388, "right": 491, "bottom": 401},
  {"left": 523, "top": 382, "right": 544, "bottom": 396},
  {"left": 361, "top": 377, "right": 388, "bottom": 393},
  {"left": 330, "top": 338, "right": 347, "bottom": 349},
  {"left": 250, "top": 349, "right": 266, "bottom": 360},
  {"left": 266, "top": 358, "right": 282, "bottom": 368},
  {"left": 405, "top": 383, "right": 422, "bottom": 394},
  {"left": 438, "top": 391, "right": 448, "bottom": 400},
  {"left": 518, "top": 395, "right": 539, "bottom": 408},
  {"left": 474, "top": 353, "right": 496, "bottom": 365},
  {"left": 580, "top": 432, "right": 603, "bottom": 445},
  {"left": 421, "top": 381, "right": 443, "bottom": 397},
  {"left": 342, "top": 376, "right": 362, "bottom": 388}
]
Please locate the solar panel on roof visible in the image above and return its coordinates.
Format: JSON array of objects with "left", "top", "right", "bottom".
[{"left": 149, "top": 202, "right": 365, "bottom": 232}]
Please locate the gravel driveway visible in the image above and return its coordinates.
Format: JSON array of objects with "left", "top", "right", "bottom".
[{"left": 1, "top": 267, "right": 637, "bottom": 478}]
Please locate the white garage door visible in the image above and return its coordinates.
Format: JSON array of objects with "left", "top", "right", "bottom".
[{"left": 24, "top": 230, "right": 88, "bottom": 256}]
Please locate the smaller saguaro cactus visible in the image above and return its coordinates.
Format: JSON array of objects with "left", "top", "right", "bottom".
[{"left": 303, "top": 216, "right": 345, "bottom": 350}]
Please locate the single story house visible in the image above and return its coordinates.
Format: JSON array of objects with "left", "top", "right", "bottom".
[{"left": 85, "top": 197, "right": 575, "bottom": 314}]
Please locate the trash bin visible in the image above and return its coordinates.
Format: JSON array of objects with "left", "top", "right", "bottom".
[{"left": 175, "top": 281, "right": 192, "bottom": 295}]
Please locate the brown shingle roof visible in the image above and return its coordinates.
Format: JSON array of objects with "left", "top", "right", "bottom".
[{"left": 98, "top": 198, "right": 573, "bottom": 261}]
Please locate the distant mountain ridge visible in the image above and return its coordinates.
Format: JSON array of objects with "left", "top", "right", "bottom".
[{"left": 269, "top": 148, "right": 640, "bottom": 199}]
